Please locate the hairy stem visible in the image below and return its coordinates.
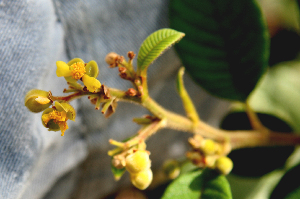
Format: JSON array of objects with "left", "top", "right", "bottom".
[
  {"left": 55, "top": 86, "right": 300, "bottom": 152},
  {"left": 108, "top": 87, "right": 300, "bottom": 151}
]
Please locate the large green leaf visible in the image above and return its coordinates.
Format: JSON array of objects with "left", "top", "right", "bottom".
[
  {"left": 270, "top": 164, "right": 300, "bottom": 199},
  {"left": 248, "top": 61, "right": 300, "bottom": 132},
  {"left": 137, "top": 28, "right": 185, "bottom": 73},
  {"left": 162, "top": 169, "right": 232, "bottom": 199},
  {"left": 169, "top": 0, "right": 269, "bottom": 101}
]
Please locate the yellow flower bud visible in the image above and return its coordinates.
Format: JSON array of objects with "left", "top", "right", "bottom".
[
  {"left": 24, "top": 89, "right": 52, "bottom": 112},
  {"left": 82, "top": 74, "right": 101, "bottom": 92},
  {"left": 202, "top": 139, "right": 217, "bottom": 155},
  {"left": 130, "top": 168, "right": 153, "bottom": 190},
  {"left": 215, "top": 156, "right": 233, "bottom": 175},
  {"left": 125, "top": 150, "right": 151, "bottom": 174}
]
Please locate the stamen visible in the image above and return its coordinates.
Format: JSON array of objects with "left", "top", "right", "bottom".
[
  {"left": 42, "top": 110, "right": 67, "bottom": 124},
  {"left": 70, "top": 62, "right": 86, "bottom": 80}
]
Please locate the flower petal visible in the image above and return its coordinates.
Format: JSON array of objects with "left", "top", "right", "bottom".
[
  {"left": 82, "top": 74, "right": 101, "bottom": 92},
  {"left": 85, "top": 60, "right": 99, "bottom": 78},
  {"left": 56, "top": 61, "right": 72, "bottom": 77},
  {"left": 67, "top": 58, "right": 84, "bottom": 66}
]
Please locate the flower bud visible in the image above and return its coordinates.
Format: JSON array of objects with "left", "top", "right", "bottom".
[
  {"left": 105, "top": 52, "right": 119, "bottom": 67},
  {"left": 215, "top": 156, "right": 233, "bottom": 175},
  {"left": 24, "top": 89, "right": 52, "bottom": 112},
  {"left": 130, "top": 168, "right": 153, "bottom": 190},
  {"left": 201, "top": 139, "right": 217, "bottom": 155},
  {"left": 125, "top": 150, "right": 151, "bottom": 174}
]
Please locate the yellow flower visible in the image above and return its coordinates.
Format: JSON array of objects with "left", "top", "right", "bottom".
[
  {"left": 42, "top": 110, "right": 69, "bottom": 136},
  {"left": 56, "top": 58, "right": 101, "bottom": 92},
  {"left": 41, "top": 102, "right": 76, "bottom": 136}
]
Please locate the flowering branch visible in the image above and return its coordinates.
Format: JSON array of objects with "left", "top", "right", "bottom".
[{"left": 24, "top": 51, "right": 300, "bottom": 190}]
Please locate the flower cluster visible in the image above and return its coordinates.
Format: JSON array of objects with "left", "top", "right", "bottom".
[
  {"left": 187, "top": 135, "right": 233, "bottom": 175},
  {"left": 24, "top": 58, "right": 103, "bottom": 136},
  {"left": 56, "top": 58, "right": 101, "bottom": 92},
  {"left": 125, "top": 150, "right": 153, "bottom": 190},
  {"left": 24, "top": 88, "right": 76, "bottom": 136},
  {"left": 111, "top": 147, "right": 153, "bottom": 190}
]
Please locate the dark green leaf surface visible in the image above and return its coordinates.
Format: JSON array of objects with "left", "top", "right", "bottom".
[
  {"left": 137, "top": 28, "right": 185, "bottom": 72},
  {"left": 162, "top": 169, "right": 232, "bottom": 199},
  {"left": 248, "top": 61, "right": 300, "bottom": 132},
  {"left": 270, "top": 164, "right": 300, "bottom": 199},
  {"left": 169, "top": 0, "right": 269, "bottom": 101}
]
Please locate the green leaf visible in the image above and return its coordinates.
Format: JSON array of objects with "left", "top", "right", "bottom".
[
  {"left": 111, "top": 164, "right": 126, "bottom": 181},
  {"left": 169, "top": 0, "right": 269, "bottom": 101},
  {"left": 248, "top": 61, "right": 300, "bottom": 132},
  {"left": 137, "top": 28, "right": 185, "bottom": 73},
  {"left": 270, "top": 164, "right": 300, "bottom": 199},
  {"left": 162, "top": 169, "right": 232, "bottom": 199}
]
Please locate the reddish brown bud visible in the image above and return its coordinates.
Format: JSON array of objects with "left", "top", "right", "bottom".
[
  {"left": 127, "top": 51, "right": 136, "bottom": 60},
  {"left": 126, "top": 88, "right": 138, "bottom": 96},
  {"left": 105, "top": 52, "right": 120, "bottom": 67},
  {"left": 118, "top": 66, "right": 127, "bottom": 73},
  {"left": 119, "top": 73, "right": 128, "bottom": 79}
]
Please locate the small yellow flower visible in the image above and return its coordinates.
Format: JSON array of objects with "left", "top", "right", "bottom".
[
  {"left": 41, "top": 102, "right": 76, "bottom": 136},
  {"left": 42, "top": 110, "right": 69, "bottom": 136},
  {"left": 56, "top": 58, "right": 101, "bottom": 92}
]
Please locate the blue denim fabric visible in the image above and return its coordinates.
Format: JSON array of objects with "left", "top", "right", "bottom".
[{"left": 0, "top": 0, "right": 229, "bottom": 198}]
